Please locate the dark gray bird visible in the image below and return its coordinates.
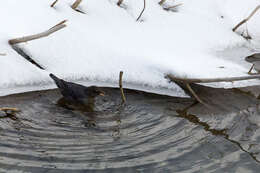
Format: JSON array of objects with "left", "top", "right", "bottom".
[
  {"left": 49, "top": 73, "right": 105, "bottom": 106},
  {"left": 245, "top": 53, "right": 260, "bottom": 74}
]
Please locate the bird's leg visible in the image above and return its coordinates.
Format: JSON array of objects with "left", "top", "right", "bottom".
[{"left": 248, "top": 64, "right": 255, "bottom": 75}]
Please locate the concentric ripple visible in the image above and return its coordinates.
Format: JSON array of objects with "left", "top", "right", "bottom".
[{"left": 1, "top": 86, "right": 260, "bottom": 172}]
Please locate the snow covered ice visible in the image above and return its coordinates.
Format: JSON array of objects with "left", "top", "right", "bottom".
[{"left": 1, "top": 0, "right": 260, "bottom": 96}]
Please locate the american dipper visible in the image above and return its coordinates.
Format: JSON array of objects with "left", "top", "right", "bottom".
[
  {"left": 245, "top": 53, "right": 260, "bottom": 74},
  {"left": 49, "top": 73, "right": 105, "bottom": 105}
]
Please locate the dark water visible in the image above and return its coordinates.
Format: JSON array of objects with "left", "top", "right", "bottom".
[{"left": 1, "top": 84, "right": 260, "bottom": 172}]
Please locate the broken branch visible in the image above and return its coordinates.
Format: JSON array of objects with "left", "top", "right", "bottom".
[
  {"left": 119, "top": 71, "right": 126, "bottom": 103},
  {"left": 8, "top": 20, "right": 67, "bottom": 45},
  {"left": 232, "top": 5, "right": 260, "bottom": 32},
  {"left": 185, "top": 83, "right": 205, "bottom": 105},
  {"left": 0, "top": 107, "right": 20, "bottom": 113},
  {"left": 51, "top": 0, "right": 59, "bottom": 7},
  {"left": 166, "top": 74, "right": 260, "bottom": 84},
  {"left": 163, "top": 3, "right": 183, "bottom": 11},
  {"left": 71, "top": 0, "right": 82, "bottom": 10},
  {"left": 136, "top": 0, "right": 146, "bottom": 21}
]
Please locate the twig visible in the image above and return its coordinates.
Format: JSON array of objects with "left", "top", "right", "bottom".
[
  {"left": 185, "top": 83, "right": 205, "bottom": 105},
  {"left": 0, "top": 107, "right": 20, "bottom": 113},
  {"left": 0, "top": 53, "right": 6, "bottom": 56},
  {"left": 50, "top": 19, "right": 67, "bottom": 29},
  {"left": 8, "top": 20, "right": 67, "bottom": 45},
  {"left": 117, "top": 0, "right": 124, "bottom": 6},
  {"left": 166, "top": 74, "right": 260, "bottom": 84},
  {"left": 71, "top": 0, "right": 82, "bottom": 10},
  {"left": 163, "top": 3, "right": 183, "bottom": 11},
  {"left": 136, "top": 0, "right": 146, "bottom": 21},
  {"left": 158, "top": 0, "right": 167, "bottom": 6},
  {"left": 51, "top": 0, "right": 59, "bottom": 7},
  {"left": 119, "top": 71, "right": 126, "bottom": 103},
  {"left": 232, "top": 5, "right": 260, "bottom": 32}
]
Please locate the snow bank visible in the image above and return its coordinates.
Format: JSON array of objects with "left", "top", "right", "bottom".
[{"left": 1, "top": 0, "right": 260, "bottom": 96}]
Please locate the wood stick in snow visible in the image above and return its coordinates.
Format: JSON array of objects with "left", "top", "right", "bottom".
[
  {"left": 232, "top": 5, "right": 260, "bottom": 32},
  {"left": 8, "top": 20, "right": 67, "bottom": 45},
  {"left": 117, "top": 0, "right": 124, "bottom": 6},
  {"left": 166, "top": 74, "right": 260, "bottom": 84},
  {"left": 163, "top": 3, "right": 183, "bottom": 11},
  {"left": 158, "top": 0, "right": 167, "bottom": 6},
  {"left": 136, "top": 0, "right": 146, "bottom": 21},
  {"left": 51, "top": 0, "right": 59, "bottom": 7},
  {"left": 119, "top": 71, "right": 126, "bottom": 103},
  {"left": 71, "top": 0, "right": 82, "bottom": 10},
  {"left": 0, "top": 53, "right": 6, "bottom": 56},
  {"left": 185, "top": 83, "right": 206, "bottom": 105}
]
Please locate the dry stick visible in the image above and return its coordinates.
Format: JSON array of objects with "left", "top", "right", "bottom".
[
  {"left": 158, "top": 0, "right": 167, "bottom": 6},
  {"left": 50, "top": 19, "right": 67, "bottom": 29},
  {"left": 0, "top": 53, "right": 6, "bottom": 56},
  {"left": 136, "top": 0, "right": 146, "bottom": 21},
  {"left": 0, "top": 107, "right": 20, "bottom": 113},
  {"left": 51, "top": 0, "right": 59, "bottom": 7},
  {"left": 117, "top": 0, "right": 124, "bottom": 6},
  {"left": 166, "top": 74, "right": 260, "bottom": 84},
  {"left": 8, "top": 20, "right": 67, "bottom": 45},
  {"left": 119, "top": 71, "right": 126, "bottom": 103},
  {"left": 71, "top": 0, "right": 82, "bottom": 10},
  {"left": 185, "top": 83, "right": 206, "bottom": 105},
  {"left": 163, "top": 3, "right": 183, "bottom": 11},
  {"left": 232, "top": 5, "right": 260, "bottom": 32}
]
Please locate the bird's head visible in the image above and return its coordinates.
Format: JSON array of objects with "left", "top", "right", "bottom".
[{"left": 86, "top": 86, "right": 105, "bottom": 97}]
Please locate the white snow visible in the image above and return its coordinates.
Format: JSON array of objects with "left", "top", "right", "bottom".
[{"left": 1, "top": 0, "right": 260, "bottom": 96}]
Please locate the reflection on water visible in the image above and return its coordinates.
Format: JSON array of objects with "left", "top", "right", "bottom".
[{"left": 0, "top": 85, "right": 260, "bottom": 172}]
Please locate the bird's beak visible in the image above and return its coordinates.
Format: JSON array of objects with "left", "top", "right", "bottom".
[{"left": 99, "top": 91, "right": 105, "bottom": 96}]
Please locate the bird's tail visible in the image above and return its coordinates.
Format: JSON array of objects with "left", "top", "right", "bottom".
[{"left": 49, "top": 73, "right": 67, "bottom": 89}]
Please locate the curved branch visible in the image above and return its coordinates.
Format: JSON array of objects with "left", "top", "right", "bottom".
[
  {"left": 233, "top": 5, "right": 260, "bottom": 32},
  {"left": 136, "top": 0, "right": 146, "bottom": 21}
]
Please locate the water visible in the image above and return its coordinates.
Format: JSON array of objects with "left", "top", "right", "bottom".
[{"left": 0, "top": 85, "right": 260, "bottom": 172}]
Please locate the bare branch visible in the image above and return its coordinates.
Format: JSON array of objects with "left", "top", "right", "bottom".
[
  {"left": 166, "top": 74, "right": 260, "bottom": 83},
  {"left": 51, "top": 0, "right": 59, "bottom": 7},
  {"left": 0, "top": 107, "right": 20, "bottom": 113},
  {"left": 232, "top": 5, "right": 260, "bottom": 32},
  {"left": 136, "top": 0, "right": 146, "bottom": 21},
  {"left": 8, "top": 20, "right": 67, "bottom": 45},
  {"left": 119, "top": 71, "right": 126, "bottom": 103},
  {"left": 158, "top": 0, "right": 167, "bottom": 6},
  {"left": 71, "top": 0, "right": 82, "bottom": 10},
  {"left": 117, "top": 0, "right": 124, "bottom": 6},
  {"left": 185, "top": 83, "right": 206, "bottom": 105}
]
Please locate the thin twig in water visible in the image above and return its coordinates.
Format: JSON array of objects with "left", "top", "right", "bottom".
[
  {"left": 136, "top": 0, "right": 146, "bottom": 21},
  {"left": 119, "top": 71, "right": 126, "bottom": 103},
  {"left": 232, "top": 5, "right": 260, "bottom": 32},
  {"left": 0, "top": 107, "right": 20, "bottom": 113},
  {"left": 8, "top": 20, "right": 67, "bottom": 45},
  {"left": 51, "top": 0, "right": 59, "bottom": 7}
]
